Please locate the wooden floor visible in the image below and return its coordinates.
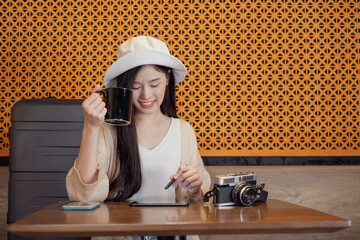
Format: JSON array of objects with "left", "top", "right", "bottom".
[{"left": 1, "top": 165, "right": 359, "bottom": 240}]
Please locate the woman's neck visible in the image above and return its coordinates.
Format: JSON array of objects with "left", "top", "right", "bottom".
[
  {"left": 134, "top": 111, "right": 168, "bottom": 126},
  {"left": 135, "top": 111, "right": 172, "bottom": 150}
]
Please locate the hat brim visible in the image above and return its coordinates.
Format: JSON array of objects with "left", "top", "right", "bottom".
[{"left": 104, "top": 50, "right": 187, "bottom": 87}]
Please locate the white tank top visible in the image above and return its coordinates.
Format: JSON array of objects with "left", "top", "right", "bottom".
[{"left": 128, "top": 118, "right": 181, "bottom": 201}]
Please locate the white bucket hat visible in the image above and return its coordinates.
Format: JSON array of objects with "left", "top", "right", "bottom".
[{"left": 103, "top": 36, "right": 187, "bottom": 88}]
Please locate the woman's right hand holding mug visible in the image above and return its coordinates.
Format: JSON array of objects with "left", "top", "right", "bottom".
[
  {"left": 76, "top": 84, "right": 107, "bottom": 184},
  {"left": 82, "top": 85, "right": 107, "bottom": 128}
]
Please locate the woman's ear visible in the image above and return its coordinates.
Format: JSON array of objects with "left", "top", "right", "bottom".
[{"left": 166, "top": 69, "right": 171, "bottom": 85}]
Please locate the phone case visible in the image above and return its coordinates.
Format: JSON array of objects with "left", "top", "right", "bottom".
[{"left": 62, "top": 202, "right": 100, "bottom": 211}]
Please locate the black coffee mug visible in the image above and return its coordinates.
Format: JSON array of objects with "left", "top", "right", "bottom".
[{"left": 96, "top": 87, "right": 132, "bottom": 126}]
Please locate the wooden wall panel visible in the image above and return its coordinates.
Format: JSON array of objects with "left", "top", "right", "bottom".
[{"left": 0, "top": 0, "right": 359, "bottom": 157}]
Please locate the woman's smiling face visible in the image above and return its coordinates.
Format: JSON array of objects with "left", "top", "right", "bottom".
[{"left": 131, "top": 65, "right": 169, "bottom": 116}]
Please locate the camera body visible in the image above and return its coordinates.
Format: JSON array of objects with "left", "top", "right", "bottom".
[{"left": 207, "top": 172, "right": 268, "bottom": 206}]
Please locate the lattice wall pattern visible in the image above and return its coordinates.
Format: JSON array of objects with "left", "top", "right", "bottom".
[{"left": 1, "top": 0, "right": 359, "bottom": 157}]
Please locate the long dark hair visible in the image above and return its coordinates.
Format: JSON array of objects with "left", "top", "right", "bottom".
[{"left": 109, "top": 65, "right": 178, "bottom": 201}]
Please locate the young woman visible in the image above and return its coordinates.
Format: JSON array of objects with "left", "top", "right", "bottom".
[{"left": 66, "top": 36, "right": 211, "bottom": 208}]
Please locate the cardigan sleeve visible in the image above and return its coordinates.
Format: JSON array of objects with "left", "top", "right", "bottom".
[
  {"left": 66, "top": 119, "right": 211, "bottom": 202},
  {"left": 178, "top": 119, "right": 211, "bottom": 199},
  {"left": 65, "top": 124, "right": 118, "bottom": 202}
]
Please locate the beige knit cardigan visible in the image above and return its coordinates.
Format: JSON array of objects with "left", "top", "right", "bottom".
[{"left": 66, "top": 119, "right": 211, "bottom": 240}]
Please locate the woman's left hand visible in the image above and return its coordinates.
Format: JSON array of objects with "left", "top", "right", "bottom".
[{"left": 170, "top": 165, "right": 203, "bottom": 198}]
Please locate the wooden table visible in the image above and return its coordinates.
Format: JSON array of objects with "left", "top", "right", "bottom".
[{"left": 8, "top": 199, "right": 351, "bottom": 238}]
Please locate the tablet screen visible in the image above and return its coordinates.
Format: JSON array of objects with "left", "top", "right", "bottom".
[{"left": 130, "top": 198, "right": 190, "bottom": 207}]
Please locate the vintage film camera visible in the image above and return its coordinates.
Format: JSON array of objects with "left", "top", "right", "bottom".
[{"left": 203, "top": 171, "right": 268, "bottom": 206}]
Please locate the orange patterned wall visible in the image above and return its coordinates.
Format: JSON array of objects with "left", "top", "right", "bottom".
[{"left": 0, "top": 0, "right": 359, "bottom": 157}]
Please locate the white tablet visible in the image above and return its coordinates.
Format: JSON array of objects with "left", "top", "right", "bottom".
[{"left": 130, "top": 198, "right": 189, "bottom": 207}]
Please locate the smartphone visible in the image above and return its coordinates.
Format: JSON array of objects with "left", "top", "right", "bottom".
[{"left": 62, "top": 201, "right": 100, "bottom": 211}]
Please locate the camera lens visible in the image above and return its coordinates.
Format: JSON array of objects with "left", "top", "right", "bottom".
[{"left": 232, "top": 182, "right": 257, "bottom": 206}]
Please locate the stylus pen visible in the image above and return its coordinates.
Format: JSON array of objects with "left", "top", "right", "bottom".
[
  {"left": 165, "top": 164, "right": 188, "bottom": 190},
  {"left": 165, "top": 178, "right": 176, "bottom": 190}
]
